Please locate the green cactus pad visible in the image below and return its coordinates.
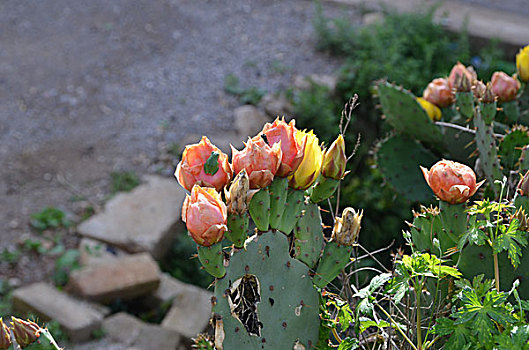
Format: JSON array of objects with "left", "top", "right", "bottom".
[
  {"left": 226, "top": 213, "right": 250, "bottom": 248},
  {"left": 375, "top": 134, "right": 437, "bottom": 202},
  {"left": 498, "top": 126, "right": 529, "bottom": 171},
  {"left": 519, "top": 146, "right": 529, "bottom": 172},
  {"left": 277, "top": 189, "right": 305, "bottom": 235},
  {"left": 310, "top": 175, "right": 340, "bottom": 203},
  {"left": 479, "top": 101, "right": 497, "bottom": 124},
  {"left": 213, "top": 231, "right": 320, "bottom": 349},
  {"left": 437, "top": 122, "right": 475, "bottom": 163},
  {"left": 249, "top": 187, "right": 270, "bottom": 232},
  {"left": 377, "top": 81, "right": 445, "bottom": 152},
  {"left": 313, "top": 241, "right": 352, "bottom": 289},
  {"left": 474, "top": 110, "right": 503, "bottom": 195},
  {"left": 502, "top": 100, "right": 520, "bottom": 123},
  {"left": 455, "top": 91, "right": 474, "bottom": 120},
  {"left": 198, "top": 243, "right": 226, "bottom": 278},
  {"left": 268, "top": 177, "right": 289, "bottom": 230},
  {"left": 409, "top": 207, "right": 443, "bottom": 254},
  {"left": 294, "top": 201, "right": 325, "bottom": 268}
]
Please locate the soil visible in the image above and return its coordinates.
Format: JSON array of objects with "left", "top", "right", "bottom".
[{"left": 0, "top": 1, "right": 356, "bottom": 285}]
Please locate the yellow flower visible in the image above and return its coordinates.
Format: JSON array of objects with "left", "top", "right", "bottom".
[
  {"left": 288, "top": 130, "right": 322, "bottom": 189},
  {"left": 417, "top": 97, "right": 442, "bottom": 121},
  {"left": 516, "top": 45, "right": 529, "bottom": 82}
]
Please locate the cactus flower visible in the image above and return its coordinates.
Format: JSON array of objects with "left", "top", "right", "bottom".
[
  {"left": 423, "top": 78, "right": 454, "bottom": 107},
  {"left": 518, "top": 170, "right": 529, "bottom": 196},
  {"left": 225, "top": 170, "right": 250, "bottom": 215},
  {"left": 182, "top": 185, "right": 227, "bottom": 246},
  {"left": 261, "top": 117, "right": 307, "bottom": 177},
  {"left": 417, "top": 97, "right": 442, "bottom": 121},
  {"left": 421, "top": 160, "right": 484, "bottom": 204},
  {"left": 231, "top": 136, "right": 282, "bottom": 189},
  {"left": 491, "top": 71, "right": 521, "bottom": 102},
  {"left": 322, "top": 134, "right": 347, "bottom": 179},
  {"left": 516, "top": 45, "right": 529, "bottom": 82},
  {"left": 10, "top": 318, "right": 40, "bottom": 348},
  {"left": 175, "top": 136, "right": 232, "bottom": 192},
  {"left": 448, "top": 62, "right": 477, "bottom": 90},
  {"left": 289, "top": 130, "right": 322, "bottom": 190},
  {"left": 0, "top": 318, "right": 11, "bottom": 350},
  {"left": 332, "top": 208, "right": 363, "bottom": 246}
]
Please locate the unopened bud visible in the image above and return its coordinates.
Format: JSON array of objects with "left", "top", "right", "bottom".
[
  {"left": 225, "top": 170, "right": 250, "bottom": 215},
  {"left": 482, "top": 82, "right": 496, "bottom": 104},
  {"left": 331, "top": 208, "right": 363, "bottom": 246},
  {"left": 455, "top": 72, "right": 471, "bottom": 92},
  {"left": 11, "top": 317, "right": 41, "bottom": 348},
  {"left": 322, "top": 135, "right": 347, "bottom": 180},
  {"left": 0, "top": 319, "right": 11, "bottom": 350},
  {"left": 514, "top": 208, "right": 529, "bottom": 231},
  {"left": 518, "top": 170, "right": 529, "bottom": 196}
]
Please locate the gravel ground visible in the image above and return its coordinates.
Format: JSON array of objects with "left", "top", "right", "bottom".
[{"left": 0, "top": 0, "right": 356, "bottom": 283}]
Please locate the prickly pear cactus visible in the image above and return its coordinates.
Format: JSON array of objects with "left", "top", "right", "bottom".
[{"left": 212, "top": 230, "right": 320, "bottom": 349}]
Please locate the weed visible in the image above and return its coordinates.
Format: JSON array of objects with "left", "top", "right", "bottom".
[
  {"left": 30, "top": 207, "right": 70, "bottom": 232},
  {"left": 223, "top": 74, "right": 266, "bottom": 105},
  {"left": 53, "top": 249, "right": 80, "bottom": 286},
  {"left": 110, "top": 171, "right": 140, "bottom": 195},
  {"left": 0, "top": 247, "right": 21, "bottom": 264}
]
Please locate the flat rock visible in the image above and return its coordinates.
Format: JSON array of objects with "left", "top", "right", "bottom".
[
  {"left": 103, "top": 312, "right": 181, "bottom": 350},
  {"left": 161, "top": 274, "right": 213, "bottom": 339},
  {"left": 12, "top": 282, "right": 107, "bottom": 342},
  {"left": 68, "top": 253, "right": 160, "bottom": 303},
  {"left": 233, "top": 105, "right": 270, "bottom": 140},
  {"left": 293, "top": 74, "right": 338, "bottom": 92},
  {"left": 79, "top": 238, "right": 127, "bottom": 266},
  {"left": 77, "top": 175, "right": 185, "bottom": 260},
  {"left": 259, "top": 92, "right": 293, "bottom": 118}
]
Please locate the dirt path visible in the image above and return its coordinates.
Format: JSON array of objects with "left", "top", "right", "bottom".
[{"left": 0, "top": 0, "right": 355, "bottom": 282}]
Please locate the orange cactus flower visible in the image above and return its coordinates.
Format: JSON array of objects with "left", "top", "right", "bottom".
[
  {"left": 182, "top": 185, "right": 227, "bottom": 246},
  {"left": 231, "top": 136, "right": 282, "bottom": 189},
  {"left": 491, "top": 71, "right": 521, "bottom": 102},
  {"left": 448, "top": 62, "right": 477, "bottom": 90},
  {"left": 261, "top": 117, "right": 306, "bottom": 177},
  {"left": 423, "top": 78, "right": 454, "bottom": 108},
  {"left": 175, "top": 136, "right": 232, "bottom": 192},
  {"left": 421, "top": 160, "right": 484, "bottom": 204}
]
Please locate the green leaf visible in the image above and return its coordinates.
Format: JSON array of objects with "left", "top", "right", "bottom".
[
  {"left": 358, "top": 317, "right": 391, "bottom": 334},
  {"left": 337, "top": 337, "right": 359, "bottom": 350},
  {"left": 458, "top": 216, "right": 487, "bottom": 250},
  {"left": 495, "top": 325, "right": 529, "bottom": 350},
  {"left": 433, "top": 317, "right": 473, "bottom": 350},
  {"left": 338, "top": 304, "right": 353, "bottom": 332},
  {"left": 493, "top": 219, "right": 527, "bottom": 268},
  {"left": 204, "top": 151, "right": 220, "bottom": 175}
]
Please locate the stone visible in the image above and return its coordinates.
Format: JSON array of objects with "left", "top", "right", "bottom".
[
  {"left": 161, "top": 274, "right": 213, "bottom": 339},
  {"left": 103, "top": 312, "right": 181, "bottom": 350},
  {"left": 12, "top": 282, "right": 107, "bottom": 342},
  {"left": 78, "top": 238, "right": 127, "bottom": 266},
  {"left": 362, "top": 12, "right": 384, "bottom": 25},
  {"left": 293, "top": 74, "right": 338, "bottom": 92},
  {"left": 77, "top": 175, "right": 185, "bottom": 260},
  {"left": 68, "top": 253, "right": 161, "bottom": 302},
  {"left": 259, "top": 92, "right": 293, "bottom": 118},
  {"left": 233, "top": 105, "right": 270, "bottom": 139}
]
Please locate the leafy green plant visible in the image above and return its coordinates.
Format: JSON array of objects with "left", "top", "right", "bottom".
[
  {"left": 30, "top": 207, "right": 70, "bottom": 232},
  {"left": 110, "top": 171, "right": 140, "bottom": 194},
  {"left": 53, "top": 249, "right": 80, "bottom": 286},
  {"left": 223, "top": 73, "right": 266, "bottom": 105}
]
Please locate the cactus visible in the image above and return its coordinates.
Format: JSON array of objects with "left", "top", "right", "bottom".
[
  {"left": 212, "top": 230, "right": 320, "bottom": 349},
  {"left": 268, "top": 177, "right": 289, "bottom": 230},
  {"left": 277, "top": 189, "right": 305, "bottom": 235},
  {"left": 375, "top": 134, "right": 437, "bottom": 202},
  {"left": 294, "top": 201, "right": 325, "bottom": 268},
  {"left": 249, "top": 188, "right": 270, "bottom": 232},
  {"left": 498, "top": 126, "right": 529, "bottom": 171}
]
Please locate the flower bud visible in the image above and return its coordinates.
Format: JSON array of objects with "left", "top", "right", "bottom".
[
  {"left": 232, "top": 136, "right": 282, "bottom": 189},
  {"left": 417, "top": 97, "right": 442, "bottom": 121},
  {"left": 454, "top": 71, "right": 472, "bottom": 92},
  {"left": 331, "top": 208, "right": 363, "bottom": 246},
  {"left": 421, "top": 160, "right": 484, "bottom": 204},
  {"left": 175, "top": 136, "right": 232, "bottom": 192},
  {"left": 516, "top": 45, "right": 529, "bottom": 82},
  {"left": 513, "top": 207, "right": 529, "bottom": 231},
  {"left": 448, "top": 62, "right": 477, "bottom": 90},
  {"left": 10, "top": 317, "right": 40, "bottom": 348},
  {"left": 225, "top": 170, "right": 250, "bottom": 215},
  {"left": 322, "top": 135, "right": 347, "bottom": 180},
  {"left": 0, "top": 318, "right": 11, "bottom": 350},
  {"left": 261, "top": 117, "right": 306, "bottom": 177},
  {"left": 288, "top": 130, "right": 322, "bottom": 190},
  {"left": 182, "top": 185, "right": 227, "bottom": 246},
  {"left": 491, "top": 71, "right": 521, "bottom": 102},
  {"left": 518, "top": 170, "right": 529, "bottom": 196},
  {"left": 423, "top": 78, "right": 454, "bottom": 107}
]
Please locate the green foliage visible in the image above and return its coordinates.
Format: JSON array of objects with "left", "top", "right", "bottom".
[
  {"left": 223, "top": 74, "right": 266, "bottom": 105},
  {"left": 110, "top": 171, "right": 140, "bottom": 194},
  {"left": 30, "top": 207, "right": 70, "bottom": 232},
  {"left": 53, "top": 249, "right": 80, "bottom": 286}
]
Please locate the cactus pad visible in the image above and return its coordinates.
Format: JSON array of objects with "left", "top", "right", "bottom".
[
  {"left": 375, "top": 134, "right": 437, "bottom": 202},
  {"left": 377, "top": 81, "right": 445, "bottom": 151},
  {"left": 498, "top": 126, "right": 529, "bottom": 171},
  {"left": 294, "top": 201, "right": 325, "bottom": 268},
  {"left": 213, "top": 230, "right": 320, "bottom": 349}
]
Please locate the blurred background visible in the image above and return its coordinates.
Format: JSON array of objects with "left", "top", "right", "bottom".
[{"left": 0, "top": 0, "right": 526, "bottom": 348}]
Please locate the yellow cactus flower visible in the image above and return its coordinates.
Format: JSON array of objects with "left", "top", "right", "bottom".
[
  {"left": 289, "top": 130, "right": 322, "bottom": 190},
  {"left": 322, "top": 134, "right": 347, "bottom": 180},
  {"left": 417, "top": 97, "right": 442, "bottom": 121},
  {"left": 516, "top": 45, "right": 529, "bottom": 82}
]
